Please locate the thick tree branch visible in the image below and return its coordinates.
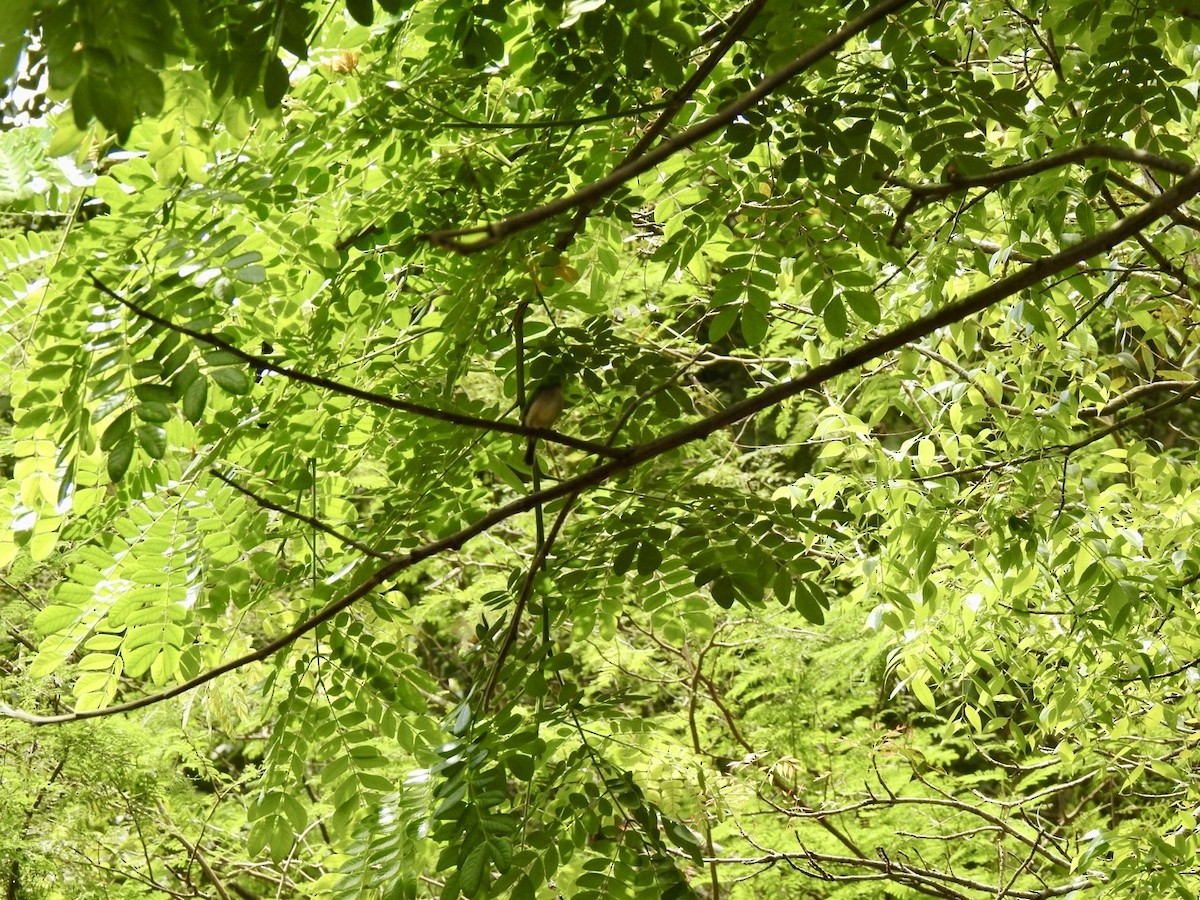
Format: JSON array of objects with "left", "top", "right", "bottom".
[
  {"left": 88, "top": 274, "right": 624, "bottom": 459},
  {"left": 8, "top": 164, "right": 1200, "bottom": 725},
  {"left": 427, "top": 0, "right": 917, "bottom": 252}
]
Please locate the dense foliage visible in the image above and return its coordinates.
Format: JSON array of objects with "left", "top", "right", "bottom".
[{"left": 3, "top": 0, "right": 1200, "bottom": 897}]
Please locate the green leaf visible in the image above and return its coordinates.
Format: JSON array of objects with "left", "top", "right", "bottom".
[
  {"left": 263, "top": 55, "right": 289, "bottom": 108},
  {"left": 822, "top": 298, "right": 847, "bottom": 337},
  {"left": 910, "top": 675, "right": 937, "bottom": 710},
  {"left": 182, "top": 376, "right": 207, "bottom": 422},
  {"left": 346, "top": 0, "right": 374, "bottom": 25},
  {"left": 234, "top": 264, "right": 267, "bottom": 284},
  {"left": 663, "top": 817, "right": 703, "bottom": 864},
  {"left": 459, "top": 841, "right": 488, "bottom": 895},
  {"left": 100, "top": 409, "right": 132, "bottom": 451},
  {"left": 635, "top": 541, "right": 662, "bottom": 577},
  {"left": 843, "top": 290, "right": 881, "bottom": 324},
  {"left": 740, "top": 305, "right": 769, "bottom": 345},
  {"left": 711, "top": 575, "right": 736, "bottom": 609},
  {"left": 612, "top": 540, "right": 637, "bottom": 576},
  {"left": 0, "top": 1, "right": 33, "bottom": 86},
  {"left": 708, "top": 305, "right": 739, "bottom": 342},
  {"left": 135, "top": 402, "right": 172, "bottom": 423},
  {"left": 135, "top": 423, "right": 167, "bottom": 458},
  {"left": 792, "top": 581, "right": 826, "bottom": 625},
  {"left": 107, "top": 431, "right": 135, "bottom": 482},
  {"left": 210, "top": 367, "right": 250, "bottom": 394},
  {"left": 507, "top": 752, "right": 535, "bottom": 781}
]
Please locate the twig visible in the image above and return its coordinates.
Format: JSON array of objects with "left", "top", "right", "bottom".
[
  {"left": 210, "top": 469, "right": 389, "bottom": 560},
  {"left": 88, "top": 273, "right": 624, "bottom": 459}
]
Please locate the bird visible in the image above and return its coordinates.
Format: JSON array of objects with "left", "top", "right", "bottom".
[{"left": 523, "top": 379, "right": 565, "bottom": 464}]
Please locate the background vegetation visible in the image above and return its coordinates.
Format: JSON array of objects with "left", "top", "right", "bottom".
[{"left": 2, "top": 0, "right": 1200, "bottom": 897}]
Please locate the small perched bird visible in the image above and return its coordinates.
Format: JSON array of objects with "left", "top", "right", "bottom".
[{"left": 523, "top": 379, "right": 565, "bottom": 464}]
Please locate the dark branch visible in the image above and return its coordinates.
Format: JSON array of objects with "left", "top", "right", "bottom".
[
  {"left": 88, "top": 274, "right": 624, "bottom": 459},
  {"left": 1077, "top": 380, "right": 1197, "bottom": 419},
  {"left": 210, "top": 469, "right": 389, "bottom": 560},
  {"left": 890, "top": 144, "right": 1196, "bottom": 242}
]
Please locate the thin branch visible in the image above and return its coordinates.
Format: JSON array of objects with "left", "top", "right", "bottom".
[
  {"left": 210, "top": 469, "right": 389, "bottom": 560},
  {"left": 1098, "top": 181, "right": 1199, "bottom": 295},
  {"left": 890, "top": 144, "right": 1195, "bottom": 239},
  {"left": 383, "top": 84, "right": 668, "bottom": 131},
  {"left": 916, "top": 377, "right": 1200, "bottom": 483},
  {"left": 893, "top": 826, "right": 1001, "bottom": 841},
  {"left": 88, "top": 273, "right": 624, "bottom": 460},
  {"left": 1077, "top": 379, "right": 1196, "bottom": 419},
  {"left": 1061, "top": 266, "right": 1134, "bottom": 339},
  {"left": 428, "top": 0, "right": 917, "bottom": 252},
  {"left": 1104, "top": 170, "right": 1200, "bottom": 233},
  {"left": 481, "top": 493, "right": 577, "bottom": 706},
  {"left": 156, "top": 802, "right": 232, "bottom": 900},
  {"left": 1123, "top": 653, "right": 1200, "bottom": 683},
  {"left": 482, "top": 353, "right": 699, "bottom": 706},
  {"left": 910, "top": 345, "right": 1023, "bottom": 415},
  {"left": 675, "top": 847, "right": 1100, "bottom": 899},
  {"left": 7, "top": 166, "right": 1200, "bottom": 725},
  {"left": 551, "top": 0, "right": 768, "bottom": 254}
]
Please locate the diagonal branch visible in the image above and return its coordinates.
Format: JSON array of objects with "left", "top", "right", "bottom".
[
  {"left": 428, "top": 0, "right": 917, "bottom": 252},
  {"left": 7, "top": 163, "right": 1200, "bottom": 725},
  {"left": 551, "top": 0, "right": 769, "bottom": 255},
  {"left": 1077, "top": 379, "right": 1197, "bottom": 419},
  {"left": 890, "top": 144, "right": 1195, "bottom": 241},
  {"left": 210, "top": 469, "right": 389, "bottom": 560},
  {"left": 88, "top": 274, "right": 624, "bottom": 459}
]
